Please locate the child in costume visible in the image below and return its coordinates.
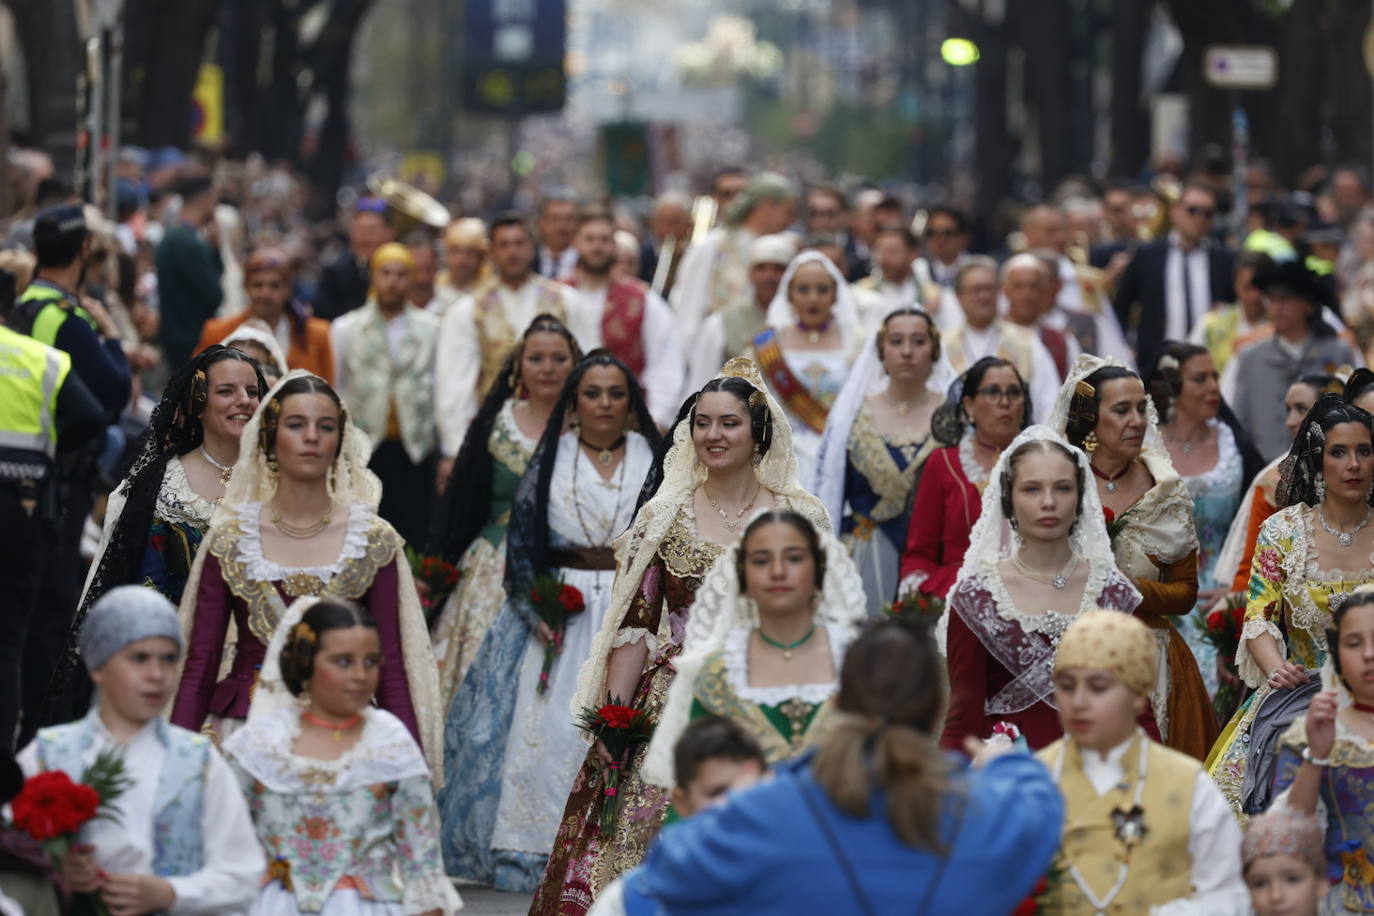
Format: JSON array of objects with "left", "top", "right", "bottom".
[
  {"left": 222, "top": 597, "right": 461, "bottom": 915},
  {"left": 18, "top": 585, "right": 264, "bottom": 915},
  {"left": 1241, "top": 808, "right": 1327, "bottom": 916},
  {"left": 1036, "top": 610, "right": 1248, "bottom": 914},
  {"left": 1271, "top": 588, "right": 1374, "bottom": 915}
]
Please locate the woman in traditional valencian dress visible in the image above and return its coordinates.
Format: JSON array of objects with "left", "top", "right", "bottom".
[
  {"left": 1050, "top": 354, "right": 1218, "bottom": 761},
  {"left": 529, "top": 357, "right": 829, "bottom": 916},
  {"left": 170, "top": 371, "right": 442, "bottom": 771},
  {"left": 438, "top": 351, "right": 660, "bottom": 891},
  {"left": 814, "top": 308, "right": 943, "bottom": 612},
  {"left": 1272, "top": 589, "right": 1374, "bottom": 915},
  {"left": 45, "top": 345, "right": 266, "bottom": 724},
  {"left": 1211, "top": 374, "right": 1340, "bottom": 634},
  {"left": 748, "top": 249, "right": 863, "bottom": 481},
  {"left": 1207, "top": 396, "right": 1374, "bottom": 813},
  {"left": 1146, "top": 341, "right": 1262, "bottom": 697},
  {"left": 430, "top": 314, "right": 581, "bottom": 704},
  {"left": 223, "top": 597, "right": 462, "bottom": 916},
  {"left": 941, "top": 426, "right": 1147, "bottom": 752},
  {"left": 897, "top": 356, "right": 1030, "bottom": 599},
  {"left": 641, "top": 509, "right": 865, "bottom": 791}
]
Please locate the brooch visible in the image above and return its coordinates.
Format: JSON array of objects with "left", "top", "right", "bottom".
[{"left": 1111, "top": 804, "right": 1148, "bottom": 849}]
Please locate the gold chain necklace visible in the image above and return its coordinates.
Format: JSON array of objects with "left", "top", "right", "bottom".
[
  {"left": 1011, "top": 550, "right": 1077, "bottom": 590},
  {"left": 271, "top": 502, "right": 333, "bottom": 539},
  {"left": 704, "top": 481, "right": 761, "bottom": 530}
]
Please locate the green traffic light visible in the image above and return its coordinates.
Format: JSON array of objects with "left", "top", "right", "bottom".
[{"left": 941, "top": 38, "right": 980, "bottom": 66}]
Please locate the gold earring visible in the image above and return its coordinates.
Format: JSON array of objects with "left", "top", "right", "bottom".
[{"left": 1083, "top": 431, "right": 1098, "bottom": 453}]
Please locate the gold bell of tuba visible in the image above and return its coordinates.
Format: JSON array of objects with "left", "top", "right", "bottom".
[{"left": 367, "top": 175, "right": 451, "bottom": 238}]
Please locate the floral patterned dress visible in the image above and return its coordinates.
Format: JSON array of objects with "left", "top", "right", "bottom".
[
  {"left": 530, "top": 504, "right": 724, "bottom": 916},
  {"left": 223, "top": 707, "right": 461, "bottom": 915},
  {"left": 840, "top": 411, "right": 932, "bottom": 612},
  {"left": 1207, "top": 505, "right": 1358, "bottom": 812},
  {"left": 430, "top": 400, "right": 538, "bottom": 705},
  {"left": 1274, "top": 715, "right": 1374, "bottom": 914},
  {"left": 1177, "top": 421, "right": 1245, "bottom": 696}
]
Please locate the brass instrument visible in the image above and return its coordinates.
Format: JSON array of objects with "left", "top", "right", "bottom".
[
  {"left": 1137, "top": 175, "right": 1181, "bottom": 241},
  {"left": 366, "top": 176, "right": 451, "bottom": 238}
]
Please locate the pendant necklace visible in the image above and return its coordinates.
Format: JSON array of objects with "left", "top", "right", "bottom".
[
  {"left": 572, "top": 441, "right": 627, "bottom": 545},
  {"left": 1318, "top": 504, "right": 1373, "bottom": 548},
  {"left": 579, "top": 434, "right": 626, "bottom": 467},
  {"left": 303, "top": 710, "right": 362, "bottom": 742},
  {"left": 1090, "top": 460, "right": 1132, "bottom": 494},
  {"left": 705, "top": 481, "right": 761, "bottom": 530},
  {"left": 199, "top": 446, "right": 233, "bottom": 486},
  {"left": 885, "top": 389, "right": 928, "bottom": 417},
  {"left": 1012, "top": 550, "right": 1077, "bottom": 590},
  {"left": 798, "top": 318, "right": 832, "bottom": 345},
  {"left": 758, "top": 624, "right": 817, "bottom": 661},
  {"left": 1164, "top": 424, "right": 1206, "bottom": 456}
]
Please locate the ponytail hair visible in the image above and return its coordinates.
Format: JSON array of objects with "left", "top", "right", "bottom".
[{"left": 810, "top": 619, "right": 954, "bottom": 851}]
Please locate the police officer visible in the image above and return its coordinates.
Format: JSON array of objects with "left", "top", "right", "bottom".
[
  {"left": 6, "top": 206, "right": 130, "bottom": 746},
  {"left": 0, "top": 268, "right": 103, "bottom": 750}
]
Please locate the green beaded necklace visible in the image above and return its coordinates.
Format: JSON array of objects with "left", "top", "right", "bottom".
[{"left": 757, "top": 624, "right": 817, "bottom": 660}]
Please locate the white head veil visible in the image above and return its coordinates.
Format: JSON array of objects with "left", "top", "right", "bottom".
[
  {"left": 177, "top": 371, "right": 442, "bottom": 778},
  {"left": 1046, "top": 353, "right": 1168, "bottom": 459},
  {"left": 765, "top": 249, "right": 862, "bottom": 335},
  {"left": 569, "top": 357, "right": 831, "bottom": 721},
  {"left": 220, "top": 318, "right": 290, "bottom": 377},
  {"left": 812, "top": 306, "right": 947, "bottom": 531},
  {"left": 940, "top": 424, "right": 1141, "bottom": 710},
  {"left": 641, "top": 515, "right": 866, "bottom": 786}
]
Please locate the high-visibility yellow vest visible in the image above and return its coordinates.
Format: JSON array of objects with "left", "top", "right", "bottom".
[
  {"left": 13, "top": 281, "right": 97, "bottom": 348},
  {"left": 0, "top": 324, "right": 71, "bottom": 458}
]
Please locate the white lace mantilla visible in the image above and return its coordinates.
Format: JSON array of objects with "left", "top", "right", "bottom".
[
  {"left": 157, "top": 456, "right": 218, "bottom": 527},
  {"left": 721, "top": 624, "right": 844, "bottom": 706},
  {"left": 957, "top": 431, "right": 990, "bottom": 489},
  {"left": 234, "top": 501, "right": 372, "bottom": 585}
]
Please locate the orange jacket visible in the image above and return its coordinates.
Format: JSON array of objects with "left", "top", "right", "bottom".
[{"left": 196, "top": 311, "right": 334, "bottom": 384}]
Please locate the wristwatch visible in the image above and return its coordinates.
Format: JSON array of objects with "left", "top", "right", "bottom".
[{"left": 1302, "top": 745, "right": 1332, "bottom": 767}]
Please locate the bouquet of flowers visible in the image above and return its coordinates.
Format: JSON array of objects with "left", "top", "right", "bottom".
[
  {"left": 882, "top": 591, "right": 946, "bottom": 622},
  {"left": 405, "top": 546, "right": 461, "bottom": 623},
  {"left": 529, "top": 573, "right": 586, "bottom": 695},
  {"left": 9, "top": 749, "right": 131, "bottom": 915},
  {"left": 1194, "top": 592, "right": 1247, "bottom": 720},
  {"left": 575, "top": 697, "right": 655, "bottom": 834}
]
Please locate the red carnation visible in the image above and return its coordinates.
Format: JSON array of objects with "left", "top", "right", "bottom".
[
  {"left": 1231, "top": 605, "right": 1246, "bottom": 629},
  {"left": 558, "top": 584, "right": 585, "bottom": 613},
  {"left": 597, "top": 704, "right": 638, "bottom": 729},
  {"left": 11, "top": 771, "right": 101, "bottom": 841},
  {"left": 1102, "top": 507, "right": 1115, "bottom": 525},
  {"left": 1206, "top": 610, "right": 1224, "bottom": 632}
]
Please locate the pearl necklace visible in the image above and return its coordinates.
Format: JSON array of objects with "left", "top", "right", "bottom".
[{"left": 199, "top": 446, "right": 233, "bottom": 485}]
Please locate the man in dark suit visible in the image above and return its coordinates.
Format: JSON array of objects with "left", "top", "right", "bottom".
[
  {"left": 1112, "top": 181, "right": 1236, "bottom": 374},
  {"left": 313, "top": 198, "right": 393, "bottom": 321}
]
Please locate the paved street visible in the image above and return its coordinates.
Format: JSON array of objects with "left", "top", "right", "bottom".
[{"left": 457, "top": 884, "right": 532, "bottom": 915}]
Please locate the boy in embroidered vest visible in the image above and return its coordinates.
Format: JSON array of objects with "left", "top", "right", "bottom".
[
  {"left": 1241, "top": 808, "right": 1327, "bottom": 916},
  {"left": 1036, "top": 610, "right": 1247, "bottom": 914},
  {"left": 18, "top": 586, "right": 264, "bottom": 915}
]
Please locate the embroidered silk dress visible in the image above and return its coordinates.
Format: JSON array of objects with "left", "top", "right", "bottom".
[
  {"left": 223, "top": 707, "right": 461, "bottom": 915},
  {"left": 171, "top": 503, "right": 421, "bottom": 743},
  {"left": 1274, "top": 711, "right": 1374, "bottom": 914},
  {"left": 431, "top": 400, "right": 538, "bottom": 705},
  {"left": 438, "top": 432, "right": 652, "bottom": 892},
  {"left": 840, "top": 411, "right": 931, "bottom": 611},
  {"left": 942, "top": 564, "right": 1145, "bottom": 751},
  {"left": 897, "top": 436, "right": 985, "bottom": 598},
  {"left": 1207, "top": 505, "right": 1357, "bottom": 813},
  {"left": 1176, "top": 420, "right": 1245, "bottom": 696},
  {"left": 686, "top": 625, "right": 839, "bottom": 763},
  {"left": 530, "top": 504, "right": 725, "bottom": 915}
]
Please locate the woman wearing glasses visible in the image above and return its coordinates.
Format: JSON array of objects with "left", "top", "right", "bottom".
[{"left": 897, "top": 356, "right": 1030, "bottom": 599}]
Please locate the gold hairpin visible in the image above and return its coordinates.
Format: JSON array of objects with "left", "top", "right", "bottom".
[
  {"left": 1074, "top": 380, "right": 1095, "bottom": 399},
  {"left": 292, "top": 622, "right": 315, "bottom": 643}
]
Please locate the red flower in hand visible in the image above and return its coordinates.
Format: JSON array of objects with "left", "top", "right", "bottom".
[
  {"left": 11, "top": 771, "right": 101, "bottom": 841},
  {"left": 558, "top": 584, "right": 585, "bottom": 613},
  {"left": 1206, "top": 610, "right": 1224, "bottom": 632},
  {"left": 1102, "top": 507, "right": 1115, "bottom": 525},
  {"left": 597, "top": 704, "right": 638, "bottom": 729},
  {"left": 1231, "top": 605, "right": 1246, "bottom": 629}
]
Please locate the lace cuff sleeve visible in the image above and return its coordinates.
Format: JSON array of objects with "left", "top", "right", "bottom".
[
  {"left": 1237, "top": 617, "right": 1286, "bottom": 688},
  {"left": 611, "top": 627, "right": 657, "bottom": 654},
  {"left": 897, "top": 571, "right": 929, "bottom": 599}
]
